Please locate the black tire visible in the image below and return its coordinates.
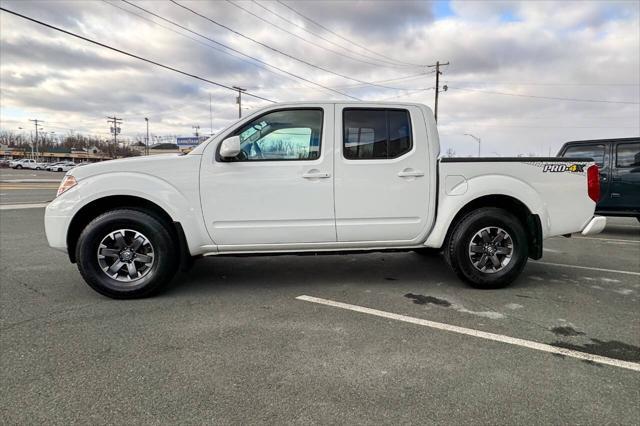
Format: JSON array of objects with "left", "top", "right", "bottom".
[
  {"left": 636, "top": 216, "right": 640, "bottom": 224},
  {"left": 445, "top": 207, "right": 528, "bottom": 289},
  {"left": 16, "top": 165, "right": 22, "bottom": 169},
  {"left": 76, "top": 209, "right": 179, "bottom": 299}
]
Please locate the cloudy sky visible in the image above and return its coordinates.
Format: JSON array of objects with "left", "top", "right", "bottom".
[{"left": 1, "top": 0, "right": 638, "bottom": 156}]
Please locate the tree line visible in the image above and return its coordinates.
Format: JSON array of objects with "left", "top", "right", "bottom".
[{"left": 0, "top": 130, "right": 141, "bottom": 157}]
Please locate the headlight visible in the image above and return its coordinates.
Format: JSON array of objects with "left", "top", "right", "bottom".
[{"left": 56, "top": 175, "right": 77, "bottom": 197}]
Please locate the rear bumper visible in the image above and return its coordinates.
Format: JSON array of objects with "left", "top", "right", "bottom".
[{"left": 581, "top": 216, "right": 606, "bottom": 236}]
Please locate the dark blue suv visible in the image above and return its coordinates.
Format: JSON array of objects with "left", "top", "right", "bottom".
[{"left": 558, "top": 137, "right": 640, "bottom": 222}]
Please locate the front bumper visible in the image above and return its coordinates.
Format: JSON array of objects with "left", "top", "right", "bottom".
[
  {"left": 581, "top": 216, "right": 606, "bottom": 236},
  {"left": 44, "top": 196, "right": 73, "bottom": 253}
]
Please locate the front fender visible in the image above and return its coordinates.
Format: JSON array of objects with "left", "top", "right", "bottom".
[
  {"left": 46, "top": 171, "right": 213, "bottom": 255},
  {"left": 425, "top": 175, "right": 550, "bottom": 248}
]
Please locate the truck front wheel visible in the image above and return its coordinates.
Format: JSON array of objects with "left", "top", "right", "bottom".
[
  {"left": 76, "top": 209, "right": 179, "bottom": 299},
  {"left": 445, "top": 207, "right": 528, "bottom": 289}
]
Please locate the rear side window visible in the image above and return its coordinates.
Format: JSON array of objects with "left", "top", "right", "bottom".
[
  {"left": 616, "top": 143, "right": 640, "bottom": 168},
  {"left": 343, "top": 108, "right": 412, "bottom": 160},
  {"left": 563, "top": 144, "right": 606, "bottom": 167}
]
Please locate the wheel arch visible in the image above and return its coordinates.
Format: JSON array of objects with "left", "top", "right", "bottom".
[
  {"left": 66, "top": 195, "right": 191, "bottom": 267},
  {"left": 433, "top": 194, "right": 543, "bottom": 260}
]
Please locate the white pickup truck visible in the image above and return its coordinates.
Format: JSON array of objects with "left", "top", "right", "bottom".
[
  {"left": 45, "top": 102, "right": 605, "bottom": 299},
  {"left": 11, "top": 159, "right": 45, "bottom": 170}
]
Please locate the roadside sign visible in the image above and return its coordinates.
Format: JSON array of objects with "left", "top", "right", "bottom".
[{"left": 176, "top": 136, "right": 204, "bottom": 147}]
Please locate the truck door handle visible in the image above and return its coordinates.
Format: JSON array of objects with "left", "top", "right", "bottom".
[
  {"left": 397, "top": 169, "right": 424, "bottom": 178},
  {"left": 302, "top": 170, "right": 331, "bottom": 179}
]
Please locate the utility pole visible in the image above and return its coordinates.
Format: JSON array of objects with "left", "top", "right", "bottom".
[
  {"left": 192, "top": 125, "right": 200, "bottom": 137},
  {"left": 144, "top": 117, "right": 149, "bottom": 156},
  {"left": 464, "top": 133, "right": 481, "bottom": 157},
  {"left": 233, "top": 86, "right": 246, "bottom": 119},
  {"left": 107, "top": 115, "right": 122, "bottom": 158},
  {"left": 29, "top": 119, "right": 42, "bottom": 160},
  {"left": 209, "top": 93, "right": 214, "bottom": 135},
  {"left": 427, "top": 61, "right": 449, "bottom": 123}
]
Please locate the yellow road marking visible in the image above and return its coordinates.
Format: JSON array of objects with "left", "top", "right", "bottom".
[{"left": 0, "top": 184, "right": 59, "bottom": 190}]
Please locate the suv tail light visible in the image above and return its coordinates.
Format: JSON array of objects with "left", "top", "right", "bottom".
[{"left": 587, "top": 164, "right": 600, "bottom": 202}]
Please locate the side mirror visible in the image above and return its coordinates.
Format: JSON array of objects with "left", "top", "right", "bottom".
[{"left": 219, "top": 135, "right": 240, "bottom": 158}]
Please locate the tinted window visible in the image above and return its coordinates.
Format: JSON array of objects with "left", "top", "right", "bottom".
[
  {"left": 563, "top": 144, "right": 606, "bottom": 167},
  {"left": 230, "top": 109, "right": 323, "bottom": 161},
  {"left": 616, "top": 143, "right": 640, "bottom": 168},
  {"left": 343, "top": 109, "right": 412, "bottom": 160}
]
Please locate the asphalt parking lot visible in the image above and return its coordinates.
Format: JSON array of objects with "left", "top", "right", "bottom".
[{"left": 1, "top": 169, "right": 639, "bottom": 424}]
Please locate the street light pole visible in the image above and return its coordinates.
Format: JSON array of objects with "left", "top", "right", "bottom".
[
  {"left": 144, "top": 117, "right": 149, "bottom": 156},
  {"left": 464, "top": 133, "right": 481, "bottom": 157}
]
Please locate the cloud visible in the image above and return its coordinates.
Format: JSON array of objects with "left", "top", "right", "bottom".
[{"left": 0, "top": 0, "right": 638, "bottom": 155}]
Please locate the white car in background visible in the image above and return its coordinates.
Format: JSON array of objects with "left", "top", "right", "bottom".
[
  {"left": 11, "top": 159, "right": 45, "bottom": 170},
  {"left": 46, "top": 162, "right": 66, "bottom": 171},
  {"left": 48, "top": 162, "right": 76, "bottom": 172}
]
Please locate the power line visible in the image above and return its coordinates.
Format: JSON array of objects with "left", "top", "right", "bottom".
[
  {"left": 447, "top": 86, "right": 640, "bottom": 105},
  {"left": 102, "top": 0, "right": 299, "bottom": 87},
  {"left": 106, "top": 0, "right": 347, "bottom": 98},
  {"left": 225, "top": 0, "right": 401, "bottom": 70},
  {"left": 445, "top": 81, "right": 640, "bottom": 87},
  {"left": 333, "top": 71, "right": 435, "bottom": 90},
  {"left": 106, "top": 0, "right": 350, "bottom": 100},
  {"left": 170, "top": 0, "right": 401, "bottom": 90},
  {"left": 250, "top": 0, "right": 417, "bottom": 69},
  {"left": 121, "top": 0, "right": 359, "bottom": 100},
  {"left": 374, "top": 88, "right": 434, "bottom": 101},
  {"left": 0, "top": 6, "right": 277, "bottom": 103},
  {"left": 276, "top": 0, "right": 424, "bottom": 68}
]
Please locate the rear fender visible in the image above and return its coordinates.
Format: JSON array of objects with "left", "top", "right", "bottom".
[{"left": 425, "top": 175, "right": 549, "bottom": 249}]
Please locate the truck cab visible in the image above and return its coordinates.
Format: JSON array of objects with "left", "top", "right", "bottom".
[{"left": 558, "top": 137, "right": 640, "bottom": 220}]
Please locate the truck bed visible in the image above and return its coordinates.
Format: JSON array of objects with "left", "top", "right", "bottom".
[{"left": 435, "top": 157, "right": 596, "bottom": 240}]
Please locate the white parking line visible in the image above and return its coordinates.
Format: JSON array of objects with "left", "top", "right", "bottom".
[
  {"left": 575, "top": 236, "right": 640, "bottom": 244},
  {"left": 296, "top": 295, "right": 640, "bottom": 372},
  {"left": 532, "top": 261, "right": 640, "bottom": 276},
  {"left": 0, "top": 203, "right": 49, "bottom": 210}
]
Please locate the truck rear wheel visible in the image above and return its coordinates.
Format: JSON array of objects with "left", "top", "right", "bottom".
[
  {"left": 445, "top": 207, "right": 528, "bottom": 289},
  {"left": 76, "top": 209, "right": 179, "bottom": 299}
]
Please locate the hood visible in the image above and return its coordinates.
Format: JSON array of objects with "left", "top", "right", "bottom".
[{"left": 69, "top": 153, "right": 191, "bottom": 180}]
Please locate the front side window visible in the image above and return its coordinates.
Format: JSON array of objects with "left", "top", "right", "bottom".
[
  {"left": 563, "top": 144, "right": 606, "bottom": 167},
  {"left": 616, "top": 143, "right": 640, "bottom": 168},
  {"left": 229, "top": 109, "right": 323, "bottom": 161},
  {"left": 343, "top": 108, "right": 412, "bottom": 160}
]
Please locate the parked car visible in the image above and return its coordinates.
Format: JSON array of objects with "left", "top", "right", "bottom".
[
  {"left": 47, "top": 161, "right": 76, "bottom": 172},
  {"left": 46, "top": 162, "right": 66, "bottom": 171},
  {"left": 45, "top": 102, "right": 605, "bottom": 299},
  {"left": 9, "top": 159, "right": 27, "bottom": 168},
  {"left": 12, "top": 159, "right": 45, "bottom": 170},
  {"left": 557, "top": 137, "right": 639, "bottom": 221},
  {"left": 58, "top": 162, "right": 77, "bottom": 172}
]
